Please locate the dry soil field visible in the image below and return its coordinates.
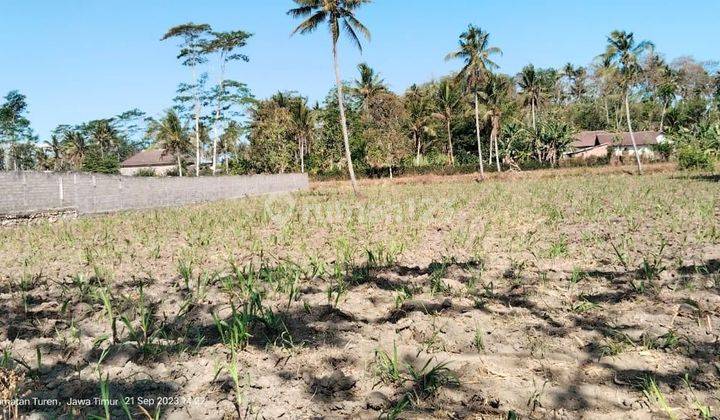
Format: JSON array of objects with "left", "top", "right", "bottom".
[{"left": 1, "top": 167, "right": 719, "bottom": 419}]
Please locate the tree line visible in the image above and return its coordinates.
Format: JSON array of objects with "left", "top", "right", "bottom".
[{"left": 1, "top": 0, "right": 718, "bottom": 179}]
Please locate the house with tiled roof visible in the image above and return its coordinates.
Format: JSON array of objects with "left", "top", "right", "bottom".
[
  {"left": 120, "top": 148, "right": 178, "bottom": 176},
  {"left": 565, "top": 130, "right": 666, "bottom": 159}
]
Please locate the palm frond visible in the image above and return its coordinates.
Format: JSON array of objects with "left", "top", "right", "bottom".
[
  {"left": 444, "top": 51, "right": 461, "bottom": 62},
  {"left": 287, "top": 5, "right": 315, "bottom": 18},
  {"left": 291, "top": 11, "right": 327, "bottom": 35},
  {"left": 345, "top": 15, "right": 371, "bottom": 42},
  {"left": 342, "top": 19, "right": 363, "bottom": 52}
]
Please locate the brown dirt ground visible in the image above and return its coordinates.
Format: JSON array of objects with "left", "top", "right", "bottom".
[{"left": 0, "top": 165, "right": 718, "bottom": 419}]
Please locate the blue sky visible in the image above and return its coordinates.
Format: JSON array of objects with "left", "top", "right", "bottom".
[{"left": 1, "top": 0, "right": 718, "bottom": 139}]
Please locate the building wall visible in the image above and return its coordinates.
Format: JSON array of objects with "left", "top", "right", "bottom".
[
  {"left": 0, "top": 171, "right": 309, "bottom": 216},
  {"left": 566, "top": 144, "right": 657, "bottom": 159},
  {"left": 612, "top": 145, "right": 655, "bottom": 157},
  {"left": 119, "top": 165, "right": 176, "bottom": 176},
  {"left": 566, "top": 144, "right": 610, "bottom": 159}
]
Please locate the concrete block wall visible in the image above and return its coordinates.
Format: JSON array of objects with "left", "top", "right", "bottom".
[{"left": 0, "top": 171, "right": 309, "bottom": 216}]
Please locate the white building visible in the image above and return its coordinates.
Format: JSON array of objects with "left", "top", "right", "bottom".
[{"left": 564, "top": 130, "right": 666, "bottom": 159}]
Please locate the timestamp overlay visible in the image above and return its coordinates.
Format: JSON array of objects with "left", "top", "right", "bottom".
[{"left": 1, "top": 395, "right": 210, "bottom": 410}]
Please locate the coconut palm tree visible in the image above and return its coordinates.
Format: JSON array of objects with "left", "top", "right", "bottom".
[
  {"left": 652, "top": 61, "right": 677, "bottom": 132},
  {"left": 89, "top": 119, "right": 118, "bottom": 158},
  {"left": 290, "top": 97, "right": 315, "bottom": 173},
  {"left": 147, "top": 109, "right": 191, "bottom": 176},
  {"left": 564, "top": 64, "right": 588, "bottom": 102},
  {"left": 601, "top": 30, "right": 654, "bottom": 173},
  {"left": 288, "top": 0, "right": 371, "bottom": 195},
  {"left": 43, "top": 135, "right": 64, "bottom": 170},
  {"left": 480, "top": 74, "right": 513, "bottom": 172},
  {"left": 433, "top": 79, "right": 462, "bottom": 165},
  {"left": 517, "top": 64, "right": 548, "bottom": 161},
  {"left": 219, "top": 120, "right": 242, "bottom": 174},
  {"left": 62, "top": 131, "right": 88, "bottom": 168},
  {"left": 352, "top": 63, "right": 386, "bottom": 114},
  {"left": 517, "top": 64, "right": 543, "bottom": 132},
  {"left": 445, "top": 24, "right": 501, "bottom": 176},
  {"left": 405, "top": 84, "right": 435, "bottom": 165},
  {"left": 593, "top": 55, "right": 619, "bottom": 129},
  {"left": 270, "top": 91, "right": 293, "bottom": 109}
]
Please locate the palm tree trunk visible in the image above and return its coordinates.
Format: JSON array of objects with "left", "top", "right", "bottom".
[
  {"left": 625, "top": 92, "right": 643, "bottom": 174},
  {"left": 389, "top": 166, "right": 393, "bottom": 179},
  {"left": 300, "top": 136, "right": 305, "bottom": 173},
  {"left": 531, "top": 100, "right": 536, "bottom": 132},
  {"left": 192, "top": 65, "right": 201, "bottom": 177},
  {"left": 211, "top": 125, "right": 218, "bottom": 175},
  {"left": 531, "top": 99, "right": 540, "bottom": 161},
  {"left": 603, "top": 97, "right": 610, "bottom": 127},
  {"left": 413, "top": 131, "right": 421, "bottom": 165},
  {"left": 212, "top": 59, "right": 226, "bottom": 176},
  {"left": 446, "top": 118, "right": 454, "bottom": 166},
  {"left": 659, "top": 99, "right": 667, "bottom": 133},
  {"left": 177, "top": 155, "right": 183, "bottom": 177},
  {"left": 488, "top": 135, "right": 493, "bottom": 166},
  {"left": 474, "top": 93, "right": 485, "bottom": 177},
  {"left": 332, "top": 42, "right": 358, "bottom": 194},
  {"left": 492, "top": 116, "right": 501, "bottom": 172}
]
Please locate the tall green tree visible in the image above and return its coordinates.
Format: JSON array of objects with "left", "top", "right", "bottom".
[
  {"left": 480, "top": 74, "right": 513, "bottom": 171},
  {"left": 563, "top": 63, "right": 588, "bottom": 102},
  {"left": 289, "top": 97, "right": 315, "bottom": 173},
  {"left": 62, "top": 130, "right": 88, "bottom": 167},
  {"left": 655, "top": 65, "right": 677, "bottom": 132},
  {"left": 592, "top": 56, "right": 620, "bottom": 129},
  {"left": 446, "top": 25, "right": 501, "bottom": 176},
  {"left": 517, "top": 64, "right": 550, "bottom": 161},
  {"left": 313, "top": 87, "right": 363, "bottom": 173},
  {"left": 433, "top": 79, "right": 462, "bottom": 165},
  {"left": 363, "top": 92, "right": 410, "bottom": 178},
  {"left": 203, "top": 29, "right": 252, "bottom": 175},
  {"left": 162, "top": 23, "right": 212, "bottom": 176},
  {"left": 43, "top": 135, "right": 64, "bottom": 170},
  {"left": 86, "top": 119, "right": 119, "bottom": 158},
  {"left": 8, "top": 142, "right": 36, "bottom": 170},
  {"left": 247, "top": 97, "right": 295, "bottom": 173},
  {"left": 219, "top": 120, "right": 243, "bottom": 173},
  {"left": 147, "top": 109, "right": 191, "bottom": 176},
  {"left": 115, "top": 109, "right": 149, "bottom": 152},
  {"left": 288, "top": 0, "right": 372, "bottom": 194},
  {"left": 601, "top": 30, "right": 654, "bottom": 173},
  {"left": 0, "top": 91, "right": 35, "bottom": 170},
  {"left": 517, "top": 64, "right": 544, "bottom": 132},
  {"left": 352, "top": 63, "right": 386, "bottom": 114},
  {"left": 405, "top": 84, "right": 436, "bottom": 165}
]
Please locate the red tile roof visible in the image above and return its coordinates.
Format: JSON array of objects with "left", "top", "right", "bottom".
[
  {"left": 121, "top": 149, "right": 177, "bottom": 167},
  {"left": 572, "top": 131, "right": 661, "bottom": 148},
  {"left": 572, "top": 130, "right": 607, "bottom": 148}
]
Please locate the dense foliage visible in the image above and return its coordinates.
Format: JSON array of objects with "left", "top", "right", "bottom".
[{"left": 1, "top": 24, "right": 718, "bottom": 175}]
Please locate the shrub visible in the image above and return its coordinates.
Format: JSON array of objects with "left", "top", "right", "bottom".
[
  {"left": 133, "top": 168, "right": 156, "bottom": 177},
  {"left": 652, "top": 142, "right": 674, "bottom": 161},
  {"left": 677, "top": 143, "right": 714, "bottom": 171},
  {"left": 81, "top": 152, "right": 120, "bottom": 174}
]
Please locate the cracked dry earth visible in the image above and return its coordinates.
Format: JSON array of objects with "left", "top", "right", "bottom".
[{"left": 1, "top": 168, "right": 719, "bottom": 419}]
